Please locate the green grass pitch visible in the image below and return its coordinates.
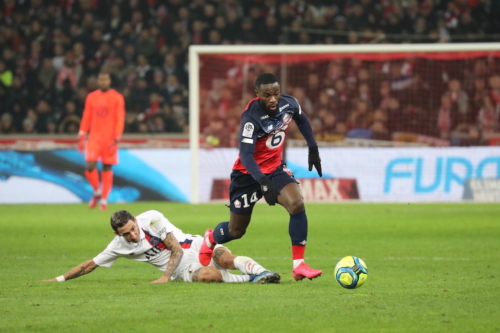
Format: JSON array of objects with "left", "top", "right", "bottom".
[{"left": 0, "top": 203, "right": 499, "bottom": 333}]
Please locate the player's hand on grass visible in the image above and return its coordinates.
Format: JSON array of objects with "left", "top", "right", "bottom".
[
  {"left": 151, "top": 276, "right": 170, "bottom": 283},
  {"left": 308, "top": 145, "right": 322, "bottom": 177},
  {"left": 259, "top": 176, "right": 280, "bottom": 206}
]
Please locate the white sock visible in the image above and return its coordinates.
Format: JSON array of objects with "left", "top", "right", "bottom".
[
  {"left": 293, "top": 259, "right": 304, "bottom": 269},
  {"left": 233, "top": 256, "right": 266, "bottom": 275},
  {"left": 220, "top": 270, "right": 250, "bottom": 283}
]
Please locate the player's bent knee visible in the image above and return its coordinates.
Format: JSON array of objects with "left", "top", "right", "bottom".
[
  {"left": 218, "top": 252, "right": 237, "bottom": 269},
  {"left": 86, "top": 162, "right": 97, "bottom": 171},
  {"left": 192, "top": 267, "right": 222, "bottom": 283},
  {"left": 288, "top": 199, "right": 305, "bottom": 214},
  {"left": 228, "top": 227, "right": 246, "bottom": 239}
]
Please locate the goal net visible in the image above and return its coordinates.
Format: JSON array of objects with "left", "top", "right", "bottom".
[{"left": 189, "top": 44, "right": 500, "bottom": 204}]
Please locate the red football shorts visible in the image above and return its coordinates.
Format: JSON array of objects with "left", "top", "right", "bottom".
[{"left": 85, "top": 140, "right": 119, "bottom": 165}]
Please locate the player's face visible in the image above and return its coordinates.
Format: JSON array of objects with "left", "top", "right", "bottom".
[
  {"left": 116, "top": 220, "right": 140, "bottom": 243},
  {"left": 256, "top": 83, "right": 280, "bottom": 114},
  {"left": 98, "top": 74, "right": 111, "bottom": 91}
]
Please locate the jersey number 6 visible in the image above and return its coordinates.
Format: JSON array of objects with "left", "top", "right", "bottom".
[{"left": 266, "top": 132, "right": 285, "bottom": 149}]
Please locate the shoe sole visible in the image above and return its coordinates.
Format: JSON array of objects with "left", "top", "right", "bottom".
[
  {"left": 253, "top": 273, "right": 281, "bottom": 284},
  {"left": 293, "top": 273, "right": 322, "bottom": 281}
]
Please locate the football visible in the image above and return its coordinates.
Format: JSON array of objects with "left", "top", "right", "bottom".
[{"left": 334, "top": 256, "right": 368, "bottom": 289}]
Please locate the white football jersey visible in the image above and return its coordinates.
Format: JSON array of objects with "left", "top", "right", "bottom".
[{"left": 93, "top": 210, "right": 195, "bottom": 277}]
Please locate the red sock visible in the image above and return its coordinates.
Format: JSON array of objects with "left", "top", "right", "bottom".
[
  {"left": 101, "top": 170, "right": 113, "bottom": 200},
  {"left": 84, "top": 169, "right": 99, "bottom": 193},
  {"left": 292, "top": 245, "right": 306, "bottom": 260}
]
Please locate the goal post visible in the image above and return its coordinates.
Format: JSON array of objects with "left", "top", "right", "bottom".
[{"left": 189, "top": 43, "right": 500, "bottom": 204}]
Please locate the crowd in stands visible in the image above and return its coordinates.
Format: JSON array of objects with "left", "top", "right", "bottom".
[
  {"left": 0, "top": 0, "right": 499, "bottom": 146},
  {"left": 199, "top": 56, "right": 500, "bottom": 147}
]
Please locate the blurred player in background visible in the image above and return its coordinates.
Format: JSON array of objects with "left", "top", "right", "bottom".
[
  {"left": 41, "top": 210, "right": 280, "bottom": 284},
  {"left": 78, "top": 72, "right": 125, "bottom": 211},
  {"left": 199, "top": 73, "right": 323, "bottom": 281}
]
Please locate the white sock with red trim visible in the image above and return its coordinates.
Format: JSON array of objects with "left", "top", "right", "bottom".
[
  {"left": 233, "top": 256, "right": 266, "bottom": 275},
  {"left": 293, "top": 259, "right": 304, "bottom": 269}
]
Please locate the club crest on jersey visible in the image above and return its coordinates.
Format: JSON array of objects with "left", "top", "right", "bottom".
[
  {"left": 148, "top": 237, "right": 160, "bottom": 246},
  {"left": 242, "top": 122, "right": 254, "bottom": 138},
  {"left": 234, "top": 200, "right": 241, "bottom": 208}
]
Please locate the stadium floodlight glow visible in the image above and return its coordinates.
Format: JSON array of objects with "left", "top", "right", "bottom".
[{"left": 189, "top": 43, "right": 500, "bottom": 204}]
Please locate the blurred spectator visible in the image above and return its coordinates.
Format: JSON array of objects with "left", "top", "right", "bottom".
[
  {"left": 477, "top": 95, "right": 498, "bottom": 133},
  {"left": 58, "top": 101, "right": 81, "bottom": 134},
  {"left": 461, "top": 125, "right": 488, "bottom": 146},
  {"left": 34, "top": 100, "right": 53, "bottom": 134},
  {"left": 129, "top": 79, "right": 150, "bottom": 113},
  {"left": 489, "top": 74, "right": 500, "bottom": 114},
  {"left": 1, "top": 113, "right": 17, "bottom": 134},
  {"left": 135, "top": 55, "right": 154, "bottom": 84},
  {"left": 347, "top": 116, "right": 373, "bottom": 140},
  {"left": 437, "top": 95, "right": 460, "bottom": 139},
  {"left": 443, "top": 79, "right": 469, "bottom": 123},
  {"left": 56, "top": 51, "right": 81, "bottom": 92},
  {"left": 38, "top": 59, "right": 57, "bottom": 91},
  {"left": 22, "top": 118, "right": 36, "bottom": 134}
]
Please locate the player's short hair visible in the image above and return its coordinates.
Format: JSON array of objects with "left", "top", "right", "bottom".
[
  {"left": 255, "top": 73, "right": 279, "bottom": 89},
  {"left": 110, "top": 210, "right": 135, "bottom": 232}
]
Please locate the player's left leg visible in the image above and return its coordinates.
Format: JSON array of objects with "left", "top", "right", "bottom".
[
  {"left": 274, "top": 169, "right": 322, "bottom": 281},
  {"left": 100, "top": 164, "right": 113, "bottom": 211}
]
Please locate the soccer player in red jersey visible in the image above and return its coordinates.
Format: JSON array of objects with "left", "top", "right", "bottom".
[
  {"left": 78, "top": 72, "right": 125, "bottom": 211},
  {"left": 199, "top": 73, "right": 323, "bottom": 281}
]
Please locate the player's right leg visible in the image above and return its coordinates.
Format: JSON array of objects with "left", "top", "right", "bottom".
[
  {"left": 199, "top": 171, "right": 260, "bottom": 266},
  {"left": 211, "top": 246, "right": 280, "bottom": 284},
  {"left": 84, "top": 151, "right": 100, "bottom": 209}
]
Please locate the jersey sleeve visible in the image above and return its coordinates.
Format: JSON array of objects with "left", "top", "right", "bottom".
[
  {"left": 292, "top": 97, "right": 317, "bottom": 147},
  {"left": 79, "top": 94, "right": 93, "bottom": 134},
  {"left": 114, "top": 93, "right": 125, "bottom": 140},
  {"left": 93, "top": 241, "right": 119, "bottom": 267},
  {"left": 144, "top": 210, "right": 175, "bottom": 241},
  {"left": 239, "top": 117, "right": 266, "bottom": 181}
]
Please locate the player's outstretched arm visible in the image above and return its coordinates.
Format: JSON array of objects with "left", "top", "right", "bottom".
[
  {"left": 294, "top": 109, "right": 322, "bottom": 177},
  {"left": 41, "top": 259, "right": 98, "bottom": 282},
  {"left": 151, "top": 233, "right": 184, "bottom": 283}
]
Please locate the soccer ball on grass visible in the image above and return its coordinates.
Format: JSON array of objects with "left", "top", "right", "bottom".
[{"left": 334, "top": 256, "right": 368, "bottom": 289}]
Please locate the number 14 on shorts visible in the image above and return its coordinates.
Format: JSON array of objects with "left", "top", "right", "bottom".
[{"left": 234, "top": 192, "right": 259, "bottom": 208}]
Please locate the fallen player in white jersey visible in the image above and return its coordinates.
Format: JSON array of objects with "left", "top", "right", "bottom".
[{"left": 41, "top": 210, "right": 280, "bottom": 284}]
